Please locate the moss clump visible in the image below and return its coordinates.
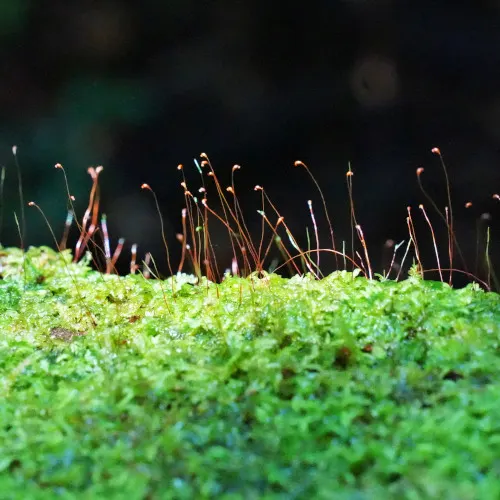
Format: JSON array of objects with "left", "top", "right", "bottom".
[{"left": 1, "top": 246, "right": 500, "bottom": 498}]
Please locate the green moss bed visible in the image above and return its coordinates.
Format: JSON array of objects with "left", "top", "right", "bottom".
[{"left": 1, "top": 246, "right": 500, "bottom": 499}]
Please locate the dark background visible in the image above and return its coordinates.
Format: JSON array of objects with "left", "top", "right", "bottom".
[{"left": 1, "top": 1, "right": 499, "bottom": 284}]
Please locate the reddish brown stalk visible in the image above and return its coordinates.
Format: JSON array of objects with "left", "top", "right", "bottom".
[
  {"left": 56, "top": 163, "right": 120, "bottom": 275},
  {"left": 12, "top": 146, "right": 25, "bottom": 249},
  {"left": 143, "top": 252, "right": 152, "bottom": 279},
  {"left": 185, "top": 244, "right": 199, "bottom": 277},
  {"left": 204, "top": 225, "right": 221, "bottom": 282},
  {"left": 382, "top": 239, "right": 394, "bottom": 278},
  {"left": 201, "top": 154, "right": 259, "bottom": 272},
  {"left": 242, "top": 247, "right": 251, "bottom": 277},
  {"left": 101, "top": 214, "right": 111, "bottom": 270},
  {"left": 229, "top": 166, "right": 243, "bottom": 252},
  {"left": 396, "top": 233, "right": 413, "bottom": 281},
  {"left": 465, "top": 202, "right": 481, "bottom": 277},
  {"left": 279, "top": 216, "right": 318, "bottom": 277},
  {"left": 177, "top": 208, "right": 188, "bottom": 273},
  {"left": 431, "top": 148, "right": 458, "bottom": 282},
  {"left": 255, "top": 186, "right": 317, "bottom": 275},
  {"left": 201, "top": 198, "right": 252, "bottom": 274},
  {"left": 384, "top": 239, "right": 405, "bottom": 280},
  {"left": 178, "top": 166, "right": 199, "bottom": 268},
  {"left": 254, "top": 185, "right": 266, "bottom": 272},
  {"left": 199, "top": 221, "right": 217, "bottom": 283},
  {"left": 274, "top": 248, "right": 364, "bottom": 277},
  {"left": 148, "top": 254, "right": 173, "bottom": 312},
  {"left": 253, "top": 194, "right": 285, "bottom": 272},
  {"left": 261, "top": 232, "right": 277, "bottom": 273},
  {"left": 190, "top": 161, "right": 211, "bottom": 272},
  {"left": 346, "top": 166, "right": 357, "bottom": 268},
  {"left": 203, "top": 257, "right": 214, "bottom": 284},
  {"left": 419, "top": 204, "right": 443, "bottom": 282},
  {"left": 54, "top": 163, "right": 78, "bottom": 251},
  {"left": 28, "top": 201, "right": 97, "bottom": 327},
  {"left": 79, "top": 223, "right": 99, "bottom": 263},
  {"left": 422, "top": 267, "right": 490, "bottom": 291},
  {"left": 275, "top": 236, "right": 299, "bottom": 276},
  {"left": 294, "top": 160, "right": 338, "bottom": 267},
  {"left": 486, "top": 225, "right": 492, "bottom": 291},
  {"left": 258, "top": 212, "right": 302, "bottom": 275},
  {"left": 89, "top": 176, "right": 103, "bottom": 258},
  {"left": 191, "top": 161, "right": 212, "bottom": 273},
  {"left": 476, "top": 213, "right": 492, "bottom": 281},
  {"left": 74, "top": 166, "right": 103, "bottom": 262},
  {"left": 445, "top": 206, "right": 452, "bottom": 285},
  {"left": 199, "top": 188, "right": 210, "bottom": 277},
  {"left": 199, "top": 195, "right": 213, "bottom": 277},
  {"left": 193, "top": 186, "right": 235, "bottom": 277},
  {"left": 416, "top": 166, "right": 444, "bottom": 222},
  {"left": 356, "top": 250, "right": 368, "bottom": 277},
  {"left": 230, "top": 257, "right": 238, "bottom": 276},
  {"left": 140, "top": 183, "right": 174, "bottom": 278},
  {"left": 130, "top": 243, "right": 138, "bottom": 274},
  {"left": 406, "top": 206, "right": 423, "bottom": 277},
  {"left": 229, "top": 164, "right": 260, "bottom": 268},
  {"left": 355, "top": 224, "right": 372, "bottom": 280},
  {"left": 257, "top": 186, "right": 282, "bottom": 222},
  {"left": 183, "top": 188, "right": 201, "bottom": 275},
  {"left": 55, "top": 163, "right": 77, "bottom": 214},
  {"left": 109, "top": 237, "right": 125, "bottom": 274},
  {"left": 59, "top": 211, "right": 74, "bottom": 251},
  {"left": 431, "top": 147, "right": 454, "bottom": 238},
  {"left": 192, "top": 186, "right": 218, "bottom": 279},
  {"left": 200, "top": 154, "right": 242, "bottom": 266},
  {"left": 416, "top": 165, "right": 466, "bottom": 282},
  {"left": 226, "top": 185, "right": 259, "bottom": 272},
  {"left": 180, "top": 165, "right": 205, "bottom": 269},
  {"left": 177, "top": 164, "right": 187, "bottom": 187},
  {"left": 225, "top": 186, "right": 248, "bottom": 275},
  {"left": 307, "top": 200, "right": 320, "bottom": 270},
  {"left": 189, "top": 191, "right": 220, "bottom": 282}
]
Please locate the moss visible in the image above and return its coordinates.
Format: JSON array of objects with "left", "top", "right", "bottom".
[{"left": 1, "top": 245, "right": 500, "bottom": 498}]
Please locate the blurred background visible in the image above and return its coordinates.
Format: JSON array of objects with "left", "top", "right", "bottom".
[{"left": 1, "top": 0, "right": 499, "bottom": 284}]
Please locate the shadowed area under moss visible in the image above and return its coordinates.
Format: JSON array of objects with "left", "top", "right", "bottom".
[{"left": 1, "top": 246, "right": 500, "bottom": 499}]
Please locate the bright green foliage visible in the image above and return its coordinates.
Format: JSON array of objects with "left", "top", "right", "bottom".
[{"left": 1, "top": 246, "right": 500, "bottom": 499}]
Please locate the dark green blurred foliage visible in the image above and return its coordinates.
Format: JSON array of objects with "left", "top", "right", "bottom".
[{"left": 0, "top": 0, "right": 29, "bottom": 36}]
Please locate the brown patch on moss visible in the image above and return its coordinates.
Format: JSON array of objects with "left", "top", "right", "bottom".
[
  {"left": 50, "top": 327, "right": 86, "bottom": 342},
  {"left": 361, "top": 343, "right": 373, "bottom": 353},
  {"left": 334, "top": 346, "right": 352, "bottom": 369}
]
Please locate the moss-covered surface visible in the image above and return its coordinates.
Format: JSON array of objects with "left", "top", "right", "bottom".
[{"left": 1, "top": 246, "right": 500, "bottom": 499}]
